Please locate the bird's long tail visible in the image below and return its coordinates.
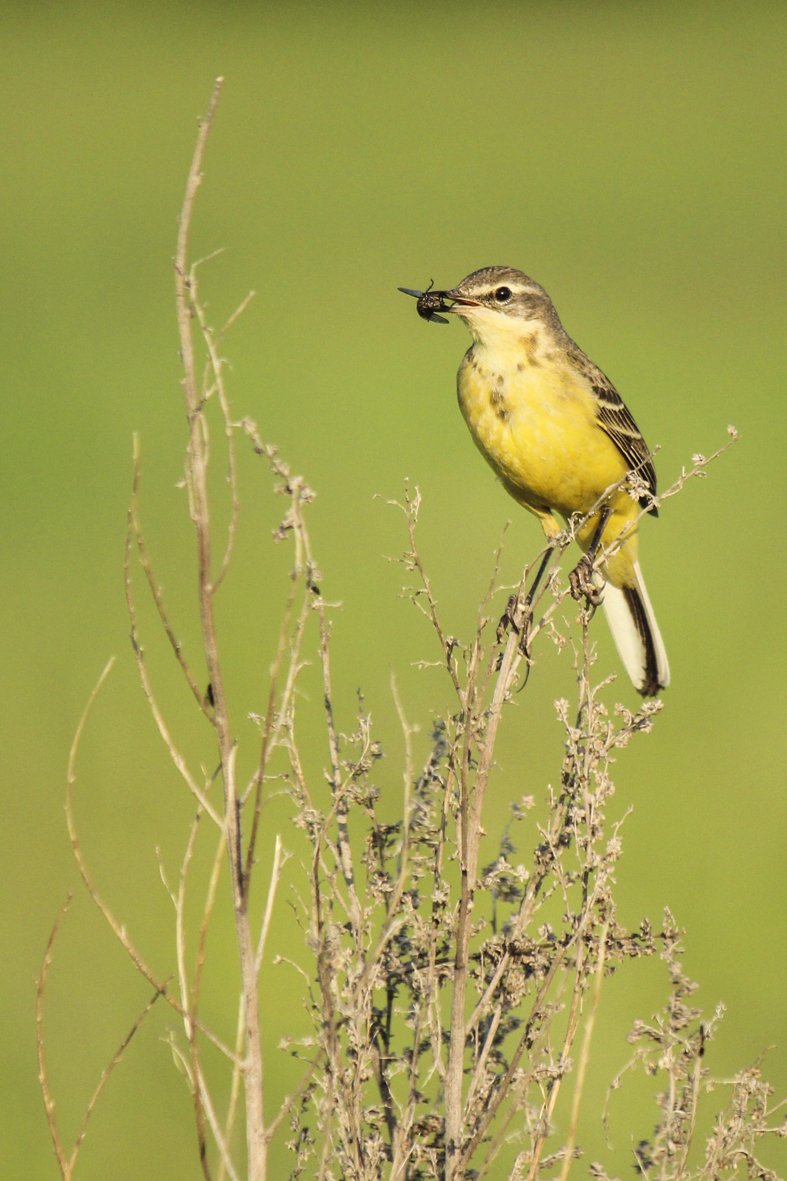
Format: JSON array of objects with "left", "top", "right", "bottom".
[{"left": 602, "top": 560, "right": 670, "bottom": 696}]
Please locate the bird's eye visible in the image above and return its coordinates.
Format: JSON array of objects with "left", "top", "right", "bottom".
[{"left": 494, "top": 286, "right": 512, "bottom": 303}]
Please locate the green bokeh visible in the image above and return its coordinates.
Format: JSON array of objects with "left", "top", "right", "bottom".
[{"left": 3, "top": 3, "right": 785, "bottom": 1177}]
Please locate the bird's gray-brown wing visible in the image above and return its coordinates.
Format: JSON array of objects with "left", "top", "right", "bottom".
[{"left": 567, "top": 344, "right": 658, "bottom": 513}]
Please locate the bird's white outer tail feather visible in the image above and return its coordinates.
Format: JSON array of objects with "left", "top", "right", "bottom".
[{"left": 602, "top": 560, "right": 670, "bottom": 695}]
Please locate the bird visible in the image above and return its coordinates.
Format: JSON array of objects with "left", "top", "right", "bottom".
[{"left": 400, "top": 266, "right": 669, "bottom": 696}]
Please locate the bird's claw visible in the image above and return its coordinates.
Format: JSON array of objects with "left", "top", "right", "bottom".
[
  {"left": 496, "top": 593, "right": 518, "bottom": 643},
  {"left": 568, "top": 556, "right": 604, "bottom": 608},
  {"left": 497, "top": 592, "right": 535, "bottom": 660}
]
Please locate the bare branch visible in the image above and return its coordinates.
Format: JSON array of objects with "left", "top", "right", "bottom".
[{"left": 37, "top": 895, "right": 161, "bottom": 1180}]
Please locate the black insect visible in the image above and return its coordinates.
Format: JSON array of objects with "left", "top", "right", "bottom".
[{"left": 398, "top": 280, "right": 450, "bottom": 324}]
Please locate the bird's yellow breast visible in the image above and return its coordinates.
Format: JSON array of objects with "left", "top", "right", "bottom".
[{"left": 457, "top": 334, "right": 629, "bottom": 520}]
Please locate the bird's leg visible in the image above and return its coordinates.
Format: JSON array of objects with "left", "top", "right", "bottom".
[
  {"left": 497, "top": 544, "right": 555, "bottom": 656},
  {"left": 569, "top": 506, "right": 610, "bottom": 607}
]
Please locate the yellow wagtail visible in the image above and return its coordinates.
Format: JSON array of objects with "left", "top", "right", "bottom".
[{"left": 400, "top": 266, "right": 670, "bottom": 696}]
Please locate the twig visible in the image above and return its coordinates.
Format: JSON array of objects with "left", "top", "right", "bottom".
[
  {"left": 556, "top": 922, "right": 609, "bottom": 1181},
  {"left": 66, "top": 659, "right": 177, "bottom": 1002},
  {"left": 36, "top": 896, "right": 72, "bottom": 1177},
  {"left": 125, "top": 463, "right": 223, "bottom": 826},
  {"left": 173, "top": 76, "right": 267, "bottom": 1181},
  {"left": 37, "top": 895, "right": 161, "bottom": 1181},
  {"left": 129, "top": 434, "right": 210, "bottom": 716}
]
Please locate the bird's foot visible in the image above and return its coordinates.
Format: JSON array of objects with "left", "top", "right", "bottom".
[
  {"left": 497, "top": 592, "right": 534, "bottom": 659},
  {"left": 568, "top": 556, "right": 604, "bottom": 608}
]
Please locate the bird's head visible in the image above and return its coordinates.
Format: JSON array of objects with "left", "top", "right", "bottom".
[{"left": 428, "top": 267, "right": 562, "bottom": 346}]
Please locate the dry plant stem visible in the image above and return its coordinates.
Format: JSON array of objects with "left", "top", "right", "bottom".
[
  {"left": 523, "top": 679, "right": 615, "bottom": 1179},
  {"left": 174, "top": 77, "right": 266, "bottom": 1181},
  {"left": 319, "top": 614, "right": 363, "bottom": 934},
  {"left": 66, "top": 657, "right": 236, "bottom": 1064},
  {"left": 37, "top": 895, "right": 162, "bottom": 1181},
  {"left": 455, "top": 438, "right": 730, "bottom": 1048},
  {"left": 468, "top": 950, "right": 570, "bottom": 1177},
  {"left": 357, "top": 679, "right": 417, "bottom": 1007},
  {"left": 216, "top": 999, "right": 248, "bottom": 1181},
  {"left": 127, "top": 442, "right": 223, "bottom": 825},
  {"left": 36, "top": 897, "right": 74, "bottom": 1179},
  {"left": 188, "top": 265, "right": 255, "bottom": 591},
  {"left": 66, "top": 659, "right": 180, "bottom": 1004},
  {"left": 402, "top": 486, "right": 464, "bottom": 695},
  {"left": 169, "top": 812, "right": 237, "bottom": 1179},
  {"left": 129, "top": 435, "right": 209, "bottom": 716},
  {"left": 168, "top": 1033, "right": 243, "bottom": 1181},
  {"left": 556, "top": 921, "right": 609, "bottom": 1181},
  {"left": 421, "top": 457, "right": 709, "bottom": 1180},
  {"left": 161, "top": 816, "right": 209, "bottom": 1172},
  {"left": 239, "top": 416, "right": 317, "bottom": 885},
  {"left": 445, "top": 625, "right": 525, "bottom": 1179},
  {"left": 243, "top": 543, "right": 305, "bottom": 882}
]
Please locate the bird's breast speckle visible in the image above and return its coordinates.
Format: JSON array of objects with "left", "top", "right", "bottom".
[{"left": 456, "top": 342, "right": 627, "bottom": 517}]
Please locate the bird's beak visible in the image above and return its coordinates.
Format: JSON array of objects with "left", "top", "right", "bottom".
[{"left": 441, "top": 289, "right": 481, "bottom": 310}]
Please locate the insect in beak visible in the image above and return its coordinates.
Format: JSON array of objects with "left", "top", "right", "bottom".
[{"left": 398, "top": 281, "right": 452, "bottom": 324}]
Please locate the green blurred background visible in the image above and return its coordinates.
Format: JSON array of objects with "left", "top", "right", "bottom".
[{"left": 3, "top": 2, "right": 785, "bottom": 1176}]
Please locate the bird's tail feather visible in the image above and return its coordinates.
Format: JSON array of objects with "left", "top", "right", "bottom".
[{"left": 602, "top": 561, "right": 669, "bottom": 696}]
